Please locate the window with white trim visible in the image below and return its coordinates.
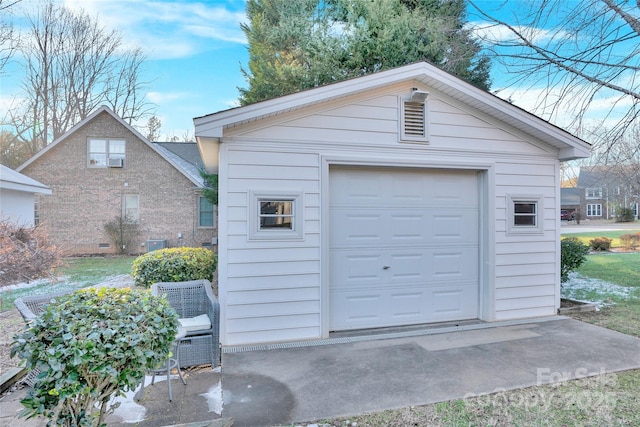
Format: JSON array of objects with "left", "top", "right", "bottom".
[
  {"left": 586, "top": 204, "right": 602, "bottom": 217},
  {"left": 399, "top": 95, "right": 428, "bottom": 142},
  {"left": 507, "top": 194, "right": 543, "bottom": 235},
  {"left": 122, "top": 195, "right": 139, "bottom": 222},
  {"left": 88, "top": 138, "right": 125, "bottom": 167},
  {"left": 585, "top": 187, "right": 602, "bottom": 199},
  {"left": 249, "top": 190, "right": 303, "bottom": 240}
]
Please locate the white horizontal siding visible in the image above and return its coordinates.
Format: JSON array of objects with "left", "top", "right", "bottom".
[
  {"left": 493, "top": 159, "right": 559, "bottom": 319},
  {"left": 219, "top": 82, "right": 563, "bottom": 345}
]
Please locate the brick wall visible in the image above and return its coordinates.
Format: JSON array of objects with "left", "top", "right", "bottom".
[{"left": 22, "top": 111, "right": 216, "bottom": 255}]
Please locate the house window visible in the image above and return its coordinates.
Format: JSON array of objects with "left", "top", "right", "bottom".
[
  {"left": 34, "top": 199, "right": 40, "bottom": 226},
  {"left": 586, "top": 204, "right": 602, "bottom": 217},
  {"left": 507, "top": 194, "right": 543, "bottom": 235},
  {"left": 585, "top": 187, "right": 602, "bottom": 199},
  {"left": 122, "top": 195, "right": 139, "bottom": 222},
  {"left": 399, "top": 94, "right": 428, "bottom": 142},
  {"left": 199, "top": 196, "right": 215, "bottom": 228},
  {"left": 259, "top": 200, "right": 294, "bottom": 230},
  {"left": 249, "top": 190, "right": 303, "bottom": 240},
  {"left": 88, "top": 139, "right": 126, "bottom": 167}
]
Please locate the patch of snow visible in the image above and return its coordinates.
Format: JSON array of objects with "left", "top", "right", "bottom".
[
  {"left": 109, "top": 379, "right": 149, "bottom": 424},
  {"left": 562, "top": 271, "right": 637, "bottom": 308},
  {"left": 200, "top": 380, "right": 223, "bottom": 415},
  {"left": 0, "top": 277, "right": 67, "bottom": 293}
]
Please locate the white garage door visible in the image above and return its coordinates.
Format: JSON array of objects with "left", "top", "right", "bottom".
[{"left": 329, "top": 167, "right": 479, "bottom": 331}]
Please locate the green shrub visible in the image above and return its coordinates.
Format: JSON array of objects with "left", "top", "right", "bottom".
[
  {"left": 561, "top": 237, "right": 590, "bottom": 283},
  {"left": 615, "top": 206, "right": 635, "bottom": 223},
  {"left": 619, "top": 233, "right": 640, "bottom": 250},
  {"left": 11, "top": 288, "right": 178, "bottom": 427},
  {"left": 131, "top": 247, "right": 217, "bottom": 288},
  {"left": 589, "top": 237, "right": 613, "bottom": 251}
]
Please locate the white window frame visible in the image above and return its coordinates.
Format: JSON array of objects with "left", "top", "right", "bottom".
[
  {"left": 398, "top": 95, "right": 429, "bottom": 143},
  {"left": 88, "top": 138, "right": 126, "bottom": 168},
  {"left": 198, "top": 196, "right": 216, "bottom": 228},
  {"left": 248, "top": 190, "right": 303, "bottom": 240},
  {"left": 507, "top": 194, "right": 544, "bottom": 235},
  {"left": 586, "top": 203, "right": 602, "bottom": 217},
  {"left": 585, "top": 187, "right": 602, "bottom": 199},
  {"left": 122, "top": 194, "right": 139, "bottom": 223}
]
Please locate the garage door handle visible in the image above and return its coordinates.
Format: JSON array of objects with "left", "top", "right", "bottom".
[{"left": 383, "top": 266, "right": 390, "bottom": 270}]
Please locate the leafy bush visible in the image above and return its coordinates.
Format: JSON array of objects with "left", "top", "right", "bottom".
[
  {"left": 0, "top": 219, "right": 60, "bottom": 287},
  {"left": 11, "top": 288, "right": 178, "bottom": 426},
  {"left": 561, "top": 237, "right": 590, "bottom": 283},
  {"left": 589, "top": 237, "right": 613, "bottom": 251},
  {"left": 619, "top": 233, "right": 640, "bottom": 250},
  {"left": 103, "top": 216, "right": 140, "bottom": 255},
  {"left": 615, "top": 206, "right": 635, "bottom": 223},
  {"left": 131, "top": 247, "right": 217, "bottom": 288}
]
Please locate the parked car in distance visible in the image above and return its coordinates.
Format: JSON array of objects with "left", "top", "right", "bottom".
[{"left": 561, "top": 210, "right": 575, "bottom": 221}]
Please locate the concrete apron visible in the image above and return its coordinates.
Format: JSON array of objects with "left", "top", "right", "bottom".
[{"left": 221, "top": 317, "right": 640, "bottom": 427}]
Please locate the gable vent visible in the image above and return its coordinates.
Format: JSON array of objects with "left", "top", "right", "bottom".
[{"left": 403, "top": 101, "right": 426, "bottom": 138}]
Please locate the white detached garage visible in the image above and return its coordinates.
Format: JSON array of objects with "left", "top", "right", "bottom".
[{"left": 194, "top": 61, "right": 590, "bottom": 346}]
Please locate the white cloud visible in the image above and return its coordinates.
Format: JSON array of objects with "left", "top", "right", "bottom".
[
  {"left": 61, "top": 0, "right": 247, "bottom": 59},
  {"left": 147, "top": 91, "right": 190, "bottom": 104},
  {"left": 468, "top": 21, "right": 558, "bottom": 45}
]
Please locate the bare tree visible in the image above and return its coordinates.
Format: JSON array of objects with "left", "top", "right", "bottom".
[
  {"left": 0, "top": 0, "right": 20, "bottom": 73},
  {"left": 145, "top": 115, "right": 162, "bottom": 141},
  {"left": 10, "top": 1, "right": 152, "bottom": 156},
  {"left": 469, "top": 0, "right": 640, "bottom": 155}
]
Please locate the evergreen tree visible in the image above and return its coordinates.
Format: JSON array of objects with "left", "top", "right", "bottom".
[{"left": 239, "top": 0, "right": 491, "bottom": 105}]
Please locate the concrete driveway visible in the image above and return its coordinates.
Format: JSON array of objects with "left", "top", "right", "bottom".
[{"left": 222, "top": 317, "right": 640, "bottom": 426}]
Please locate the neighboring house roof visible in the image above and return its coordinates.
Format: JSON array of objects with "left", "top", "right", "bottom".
[
  {"left": 16, "top": 106, "right": 203, "bottom": 187},
  {"left": 576, "top": 165, "right": 638, "bottom": 189},
  {"left": 153, "top": 142, "right": 204, "bottom": 185},
  {"left": 561, "top": 187, "right": 581, "bottom": 206},
  {"left": 0, "top": 164, "right": 52, "bottom": 194},
  {"left": 194, "top": 61, "right": 591, "bottom": 163}
]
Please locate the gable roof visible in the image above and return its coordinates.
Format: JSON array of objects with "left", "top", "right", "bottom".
[
  {"left": 17, "top": 106, "right": 203, "bottom": 187},
  {"left": 0, "top": 164, "right": 52, "bottom": 194},
  {"left": 194, "top": 61, "right": 591, "bottom": 162},
  {"left": 576, "top": 165, "right": 637, "bottom": 188}
]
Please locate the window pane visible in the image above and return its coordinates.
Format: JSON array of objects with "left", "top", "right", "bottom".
[
  {"left": 259, "top": 200, "right": 294, "bottom": 229},
  {"left": 514, "top": 203, "right": 536, "bottom": 214},
  {"left": 199, "top": 197, "right": 214, "bottom": 227},
  {"left": 109, "top": 140, "right": 125, "bottom": 154},
  {"left": 89, "top": 139, "right": 106, "bottom": 152},
  {"left": 123, "top": 195, "right": 139, "bottom": 222},
  {"left": 89, "top": 153, "right": 107, "bottom": 166},
  {"left": 514, "top": 216, "right": 536, "bottom": 226}
]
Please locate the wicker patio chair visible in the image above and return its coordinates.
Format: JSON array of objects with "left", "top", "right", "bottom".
[
  {"left": 14, "top": 291, "right": 72, "bottom": 323},
  {"left": 152, "top": 280, "right": 220, "bottom": 368},
  {"left": 14, "top": 291, "right": 73, "bottom": 386}
]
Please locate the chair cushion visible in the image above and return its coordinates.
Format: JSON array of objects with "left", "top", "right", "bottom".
[{"left": 178, "top": 314, "right": 211, "bottom": 332}]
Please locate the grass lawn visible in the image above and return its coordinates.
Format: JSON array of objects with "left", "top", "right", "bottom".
[
  {"left": 0, "top": 256, "right": 135, "bottom": 312},
  {"left": 562, "top": 229, "right": 640, "bottom": 248}
]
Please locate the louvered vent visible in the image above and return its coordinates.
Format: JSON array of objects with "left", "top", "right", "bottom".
[{"left": 403, "top": 101, "right": 426, "bottom": 137}]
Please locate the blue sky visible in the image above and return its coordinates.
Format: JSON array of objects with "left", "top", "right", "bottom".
[{"left": 0, "top": 0, "right": 625, "bottom": 141}]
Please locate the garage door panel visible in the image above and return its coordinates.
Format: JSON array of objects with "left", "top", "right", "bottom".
[
  {"left": 331, "top": 168, "right": 478, "bottom": 206},
  {"left": 329, "top": 282, "right": 478, "bottom": 330},
  {"left": 330, "top": 247, "right": 477, "bottom": 288},
  {"left": 329, "top": 167, "right": 480, "bottom": 331},
  {"left": 331, "top": 210, "right": 478, "bottom": 247}
]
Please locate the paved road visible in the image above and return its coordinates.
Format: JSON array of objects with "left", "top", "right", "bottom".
[{"left": 561, "top": 220, "right": 640, "bottom": 234}]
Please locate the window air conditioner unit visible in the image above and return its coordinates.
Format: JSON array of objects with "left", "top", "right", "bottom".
[{"left": 108, "top": 158, "right": 124, "bottom": 168}]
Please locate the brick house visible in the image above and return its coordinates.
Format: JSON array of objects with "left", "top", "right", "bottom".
[
  {"left": 17, "top": 106, "right": 216, "bottom": 255},
  {"left": 576, "top": 166, "right": 640, "bottom": 220}
]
